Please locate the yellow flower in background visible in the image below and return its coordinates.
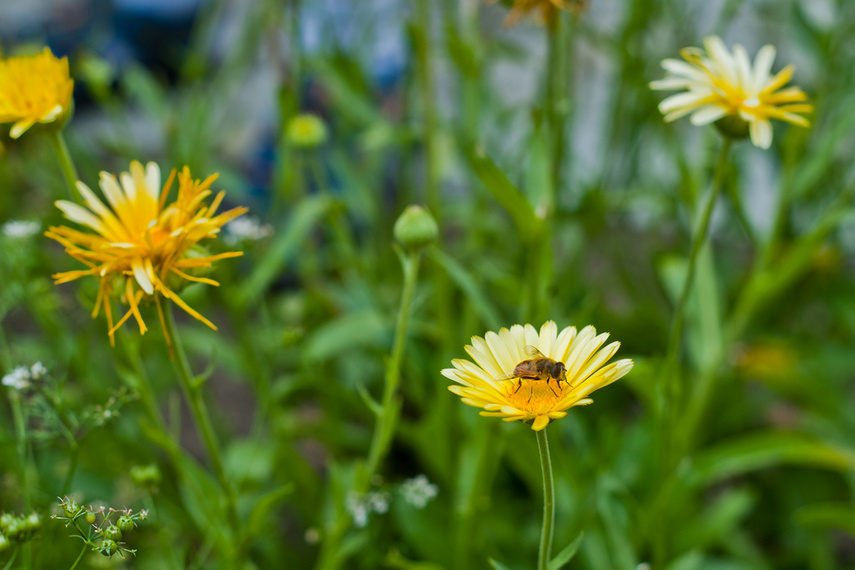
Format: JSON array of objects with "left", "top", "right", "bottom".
[
  {"left": 650, "top": 36, "right": 813, "bottom": 149},
  {"left": 46, "top": 161, "right": 248, "bottom": 345},
  {"left": 494, "top": 0, "right": 586, "bottom": 26},
  {"left": 443, "top": 321, "right": 633, "bottom": 431},
  {"left": 0, "top": 47, "right": 74, "bottom": 139}
]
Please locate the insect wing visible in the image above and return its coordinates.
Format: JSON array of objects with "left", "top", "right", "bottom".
[{"left": 524, "top": 345, "right": 547, "bottom": 358}]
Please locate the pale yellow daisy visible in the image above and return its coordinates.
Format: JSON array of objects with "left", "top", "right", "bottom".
[
  {"left": 443, "top": 321, "right": 633, "bottom": 431},
  {"left": 650, "top": 36, "right": 813, "bottom": 149}
]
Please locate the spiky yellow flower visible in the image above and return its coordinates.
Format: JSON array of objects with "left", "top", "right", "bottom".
[
  {"left": 443, "top": 321, "right": 633, "bottom": 431},
  {"left": 46, "top": 161, "right": 248, "bottom": 345},
  {"left": 0, "top": 47, "right": 74, "bottom": 139},
  {"left": 650, "top": 36, "right": 813, "bottom": 149},
  {"left": 493, "top": 0, "right": 585, "bottom": 26}
]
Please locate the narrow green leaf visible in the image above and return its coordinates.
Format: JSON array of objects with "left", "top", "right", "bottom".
[
  {"left": 429, "top": 248, "right": 502, "bottom": 330},
  {"left": 548, "top": 532, "right": 584, "bottom": 570},
  {"left": 304, "top": 309, "right": 390, "bottom": 363},
  {"left": 488, "top": 558, "right": 514, "bottom": 570},
  {"left": 238, "top": 195, "right": 329, "bottom": 305},
  {"left": 463, "top": 143, "right": 538, "bottom": 241},
  {"left": 356, "top": 381, "right": 382, "bottom": 416},
  {"left": 795, "top": 503, "right": 855, "bottom": 535},
  {"left": 241, "top": 484, "right": 295, "bottom": 546},
  {"left": 687, "top": 431, "right": 855, "bottom": 487}
]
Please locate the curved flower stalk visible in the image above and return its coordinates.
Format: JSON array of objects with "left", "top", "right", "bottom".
[
  {"left": 46, "top": 161, "right": 248, "bottom": 345},
  {"left": 443, "top": 321, "right": 633, "bottom": 431},
  {"left": 0, "top": 47, "right": 74, "bottom": 139},
  {"left": 650, "top": 36, "right": 813, "bottom": 149}
]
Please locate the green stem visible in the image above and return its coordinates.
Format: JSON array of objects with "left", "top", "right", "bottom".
[
  {"left": 45, "top": 129, "right": 79, "bottom": 199},
  {"left": 67, "top": 543, "right": 87, "bottom": 570},
  {"left": 536, "top": 427, "right": 555, "bottom": 570},
  {"left": 163, "top": 304, "right": 240, "bottom": 541},
  {"left": 358, "top": 249, "right": 422, "bottom": 491},
  {"left": 61, "top": 442, "right": 80, "bottom": 497},
  {"left": 545, "top": 13, "right": 568, "bottom": 200},
  {"left": 9, "top": 394, "right": 31, "bottom": 511},
  {"left": 3, "top": 547, "right": 19, "bottom": 570},
  {"left": 664, "top": 137, "right": 732, "bottom": 369}
]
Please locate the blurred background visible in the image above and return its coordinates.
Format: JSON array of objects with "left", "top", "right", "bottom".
[{"left": 3, "top": 0, "right": 855, "bottom": 568}]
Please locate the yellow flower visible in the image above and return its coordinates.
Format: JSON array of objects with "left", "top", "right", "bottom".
[
  {"left": 443, "top": 321, "right": 633, "bottom": 431},
  {"left": 46, "top": 161, "right": 248, "bottom": 345},
  {"left": 650, "top": 36, "right": 813, "bottom": 149},
  {"left": 0, "top": 47, "right": 74, "bottom": 139},
  {"left": 494, "top": 0, "right": 585, "bottom": 26}
]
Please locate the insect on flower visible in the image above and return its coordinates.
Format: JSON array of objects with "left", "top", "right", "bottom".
[{"left": 496, "top": 345, "right": 568, "bottom": 400}]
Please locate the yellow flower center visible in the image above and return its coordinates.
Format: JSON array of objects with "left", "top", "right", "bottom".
[{"left": 504, "top": 379, "right": 566, "bottom": 414}]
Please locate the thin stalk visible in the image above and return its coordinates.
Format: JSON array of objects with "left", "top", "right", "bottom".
[
  {"left": 45, "top": 129, "right": 79, "bottom": 199},
  {"left": 67, "top": 544, "right": 87, "bottom": 570},
  {"left": 664, "top": 138, "right": 732, "bottom": 370},
  {"left": 545, "top": 13, "right": 568, "bottom": 199},
  {"left": 308, "top": 156, "right": 360, "bottom": 271},
  {"left": 536, "top": 427, "right": 555, "bottom": 570},
  {"left": 60, "top": 441, "right": 80, "bottom": 496},
  {"left": 9, "top": 394, "right": 31, "bottom": 511},
  {"left": 359, "top": 249, "right": 422, "bottom": 490},
  {"left": 162, "top": 304, "right": 240, "bottom": 540}
]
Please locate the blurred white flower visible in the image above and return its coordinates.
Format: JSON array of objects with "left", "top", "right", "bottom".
[
  {"left": 2, "top": 366, "right": 32, "bottom": 390},
  {"left": 2, "top": 220, "right": 40, "bottom": 239},
  {"left": 400, "top": 474, "right": 438, "bottom": 509},
  {"left": 224, "top": 216, "right": 272, "bottom": 246}
]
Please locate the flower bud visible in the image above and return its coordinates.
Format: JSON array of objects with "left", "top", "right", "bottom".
[
  {"left": 130, "top": 464, "right": 162, "bottom": 488},
  {"left": 394, "top": 205, "right": 438, "bottom": 251},
  {"left": 23, "top": 513, "right": 41, "bottom": 532},
  {"left": 117, "top": 515, "right": 135, "bottom": 534},
  {"left": 102, "top": 524, "right": 122, "bottom": 541},
  {"left": 62, "top": 500, "right": 81, "bottom": 518},
  {"left": 85, "top": 511, "right": 97, "bottom": 525},
  {"left": 286, "top": 114, "right": 328, "bottom": 149},
  {"left": 99, "top": 539, "right": 118, "bottom": 557},
  {"left": 0, "top": 513, "right": 14, "bottom": 532},
  {"left": 0, "top": 533, "right": 8, "bottom": 553}
]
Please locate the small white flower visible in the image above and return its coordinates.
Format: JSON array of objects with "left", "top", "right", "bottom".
[
  {"left": 30, "top": 362, "right": 47, "bottom": 379},
  {"left": 400, "top": 475, "right": 439, "bottom": 509},
  {"left": 367, "top": 492, "right": 390, "bottom": 514},
  {"left": 345, "top": 492, "right": 370, "bottom": 528},
  {"left": 2, "top": 220, "right": 41, "bottom": 239},
  {"left": 2, "top": 366, "right": 31, "bottom": 390},
  {"left": 224, "top": 216, "right": 272, "bottom": 246}
]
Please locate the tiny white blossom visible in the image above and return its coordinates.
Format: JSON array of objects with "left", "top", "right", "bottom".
[
  {"left": 367, "top": 492, "right": 390, "bottom": 514},
  {"left": 1, "top": 220, "right": 40, "bottom": 239},
  {"left": 30, "top": 362, "right": 47, "bottom": 379},
  {"left": 2, "top": 366, "right": 31, "bottom": 390},
  {"left": 345, "top": 492, "right": 370, "bottom": 528},
  {"left": 224, "top": 216, "right": 272, "bottom": 246},
  {"left": 400, "top": 475, "right": 438, "bottom": 509}
]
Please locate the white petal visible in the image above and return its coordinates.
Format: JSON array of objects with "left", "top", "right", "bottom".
[
  {"left": 659, "top": 91, "right": 709, "bottom": 113},
  {"left": 132, "top": 258, "right": 154, "bottom": 294},
  {"left": 704, "top": 36, "right": 737, "bottom": 86},
  {"left": 56, "top": 200, "right": 105, "bottom": 234},
  {"left": 144, "top": 162, "right": 161, "bottom": 201},
  {"left": 690, "top": 105, "right": 728, "bottom": 125},
  {"left": 752, "top": 44, "right": 776, "bottom": 94},
  {"left": 749, "top": 119, "right": 773, "bottom": 149},
  {"left": 661, "top": 59, "right": 709, "bottom": 83},
  {"left": 733, "top": 45, "right": 752, "bottom": 91},
  {"left": 539, "top": 321, "right": 558, "bottom": 359}
]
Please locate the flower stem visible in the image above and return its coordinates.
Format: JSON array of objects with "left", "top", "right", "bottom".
[
  {"left": 162, "top": 304, "right": 240, "bottom": 541},
  {"left": 67, "top": 543, "right": 87, "bottom": 570},
  {"left": 536, "top": 427, "right": 555, "bottom": 570},
  {"left": 359, "top": 248, "right": 422, "bottom": 491},
  {"left": 45, "top": 129, "right": 79, "bottom": 199},
  {"left": 414, "top": 0, "right": 440, "bottom": 217}
]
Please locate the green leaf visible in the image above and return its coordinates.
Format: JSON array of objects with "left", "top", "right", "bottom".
[
  {"left": 238, "top": 195, "right": 329, "bottom": 305},
  {"left": 240, "top": 484, "right": 295, "bottom": 546},
  {"left": 488, "top": 558, "right": 514, "bottom": 570},
  {"left": 429, "top": 248, "right": 502, "bottom": 330},
  {"left": 463, "top": 143, "right": 539, "bottom": 242},
  {"left": 795, "top": 503, "right": 855, "bottom": 535},
  {"left": 686, "top": 431, "right": 855, "bottom": 487},
  {"left": 304, "top": 309, "right": 390, "bottom": 363},
  {"left": 548, "top": 532, "right": 584, "bottom": 570}
]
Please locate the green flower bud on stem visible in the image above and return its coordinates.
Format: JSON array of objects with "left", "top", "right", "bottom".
[
  {"left": 117, "top": 515, "right": 135, "bottom": 534},
  {"left": 287, "top": 113, "right": 328, "bottom": 148},
  {"left": 99, "top": 539, "right": 118, "bottom": 557},
  {"left": 394, "top": 205, "right": 439, "bottom": 251},
  {"left": 102, "top": 525, "right": 122, "bottom": 542}
]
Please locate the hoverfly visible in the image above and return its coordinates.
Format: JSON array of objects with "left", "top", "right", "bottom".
[{"left": 497, "top": 345, "right": 567, "bottom": 400}]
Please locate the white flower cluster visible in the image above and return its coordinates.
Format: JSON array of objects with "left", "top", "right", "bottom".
[
  {"left": 1, "top": 220, "right": 40, "bottom": 239},
  {"left": 399, "top": 475, "right": 438, "bottom": 509},
  {"left": 345, "top": 491, "right": 389, "bottom": 528},
  {"left": 224, "top": 216, "right": 272, "bottom": 246},
  {"left": 2, "top": 362, "right": 47, "bottom": 390}
]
